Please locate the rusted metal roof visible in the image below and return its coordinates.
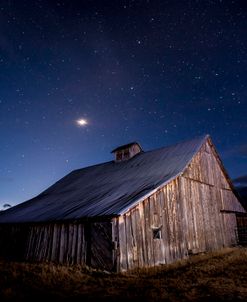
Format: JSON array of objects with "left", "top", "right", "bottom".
[{"left": 0, "top": 135, "right": 208, "bottom": 223}]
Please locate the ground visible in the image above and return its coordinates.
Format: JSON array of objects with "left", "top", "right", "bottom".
[{"left": 0, "top": 247, "right": 246, "bottom": 301}]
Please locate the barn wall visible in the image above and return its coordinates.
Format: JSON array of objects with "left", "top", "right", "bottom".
[
  {"left": 25, "top": 223, "right": 86, "bottom": 264},
  {"left": 90, "top": 222, "right": 114, "bottom": 270},
  {"left": 117, "top": 139, "right": 245, "bottom": 271},
  {"left": 183, "top": 139, "right": 230, "bottom": 189},
  {"left": 179, "top": 177, "right": 235, "bottom": 253},
  {"left": 118, "top": 178, "right": 187, "bottom": 271},
  {"left": 182, "top": 139, "right": 245, "bottom": 248},
  {"left": 0, "top": 221, "right": 114, "bottom": 270}
]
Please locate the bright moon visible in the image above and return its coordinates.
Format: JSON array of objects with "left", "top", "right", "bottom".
[{"left": 76, "top": 118, "right": 88, "bottom": 126}]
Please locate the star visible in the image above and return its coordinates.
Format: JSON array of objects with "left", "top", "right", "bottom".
[{"left": 76, "top": 118, "right": 88, "bottom": 126}]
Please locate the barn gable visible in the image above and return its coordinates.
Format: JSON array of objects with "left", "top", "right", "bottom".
[
  {"left": 115, "top": 137, "right": 245, "bottom": 271},
  {"left": 182, "top": 137, "right": 244, "bottom": 213},
  {"left": 117, "top": 136, "right": 245, "bottom": 216}
]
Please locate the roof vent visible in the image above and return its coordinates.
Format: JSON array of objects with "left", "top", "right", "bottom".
[{"left": 111, "top": 142, "right": 142, "bottom": 162}]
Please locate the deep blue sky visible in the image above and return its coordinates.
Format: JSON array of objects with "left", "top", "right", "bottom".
[{"left": 1, "top": 0, "right": 247, "bottom": 206}]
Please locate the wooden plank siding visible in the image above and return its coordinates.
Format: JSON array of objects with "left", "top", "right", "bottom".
[
  {"left": 118, "top": 179, "right": 188, "bottom": 271},
  {"left": 25, "top": 223, "right": 87, "bottom": 264},
  {"left": 0, "top": 221, "right": 114, "bottom": 270},
  {"left": 182, "top": 139, "right": 245, "bottom": 248},
  {"left": 90, "top": 222, "right": 113, "bottom": 271},
  {"left": 117, "top": 139, "right": 245, "bottom": 271}
]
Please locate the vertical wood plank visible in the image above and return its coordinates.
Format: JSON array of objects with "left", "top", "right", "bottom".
[{"left": 118, "top": 215, "right": 128, "bottom": 271}]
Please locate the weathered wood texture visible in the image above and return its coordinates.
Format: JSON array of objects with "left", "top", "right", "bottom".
[
  {"left": 90, "top": 222, "right": 114, "bottom": 271},
  {"left": 118, "top": 179, "right": 187, "bottom": 271},
  {"left": 25, "top": 223, "right": 86, "bottom": 264},
  {"left": 0, "top": 221, "right": 113, "bottom": 270},
  {"left": 117, "top": 139, "right": 245, "bottom": 271},
  {"left": 182, "top": 139, "right": 245, "bottom": 248},
  {"left": 111, "top": 218, "right": 120, "bottom": 271}
]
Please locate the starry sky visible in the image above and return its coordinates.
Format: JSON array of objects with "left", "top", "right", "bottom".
[{"left": 1, "top": 0, "right": 247, "bottom": 206}]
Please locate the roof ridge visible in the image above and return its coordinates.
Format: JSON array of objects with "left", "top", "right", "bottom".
[
  {"left": 142, "top": 134, "right": 209, "bottom": 155},
  {"left": 72, "top": 135, "right": 209, "bottom": 174}
]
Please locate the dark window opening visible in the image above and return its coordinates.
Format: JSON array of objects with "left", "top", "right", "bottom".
[
  {"left": 152, "top": 227, "right": 162, "bottom": 239},
  {"left": 123, "top": 149, "right": 130, "bottom": 158},
  {"left": 116, "top": 152, "right": 122, "bottom": 161}
]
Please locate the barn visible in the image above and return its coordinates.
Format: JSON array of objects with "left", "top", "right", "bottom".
[{"left": 0, "top": 135, "right": 245, "bottom": 272}]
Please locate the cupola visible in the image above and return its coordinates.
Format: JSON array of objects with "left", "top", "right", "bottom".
[{"left": 111, "top": 142, "right": 142, "bottom": 162}]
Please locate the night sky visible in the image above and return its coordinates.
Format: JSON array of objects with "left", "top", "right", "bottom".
[{"left": 1, "top": 1, "right": 247, "bottom": 207}]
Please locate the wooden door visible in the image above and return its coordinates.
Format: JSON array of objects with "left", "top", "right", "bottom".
[
  {"left": 85, "top": 221, "right": 113, "bottom": 271},
  {"left": 236, "top": 214, "right": 247, "bottom": 245}
]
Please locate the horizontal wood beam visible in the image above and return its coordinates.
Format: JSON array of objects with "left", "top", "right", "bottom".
[
  {"left": 182, "top": 176, "right": 214, "bottom": 187},
  {"left": 220, "top": 210, "right": 247, "bottom": 215}
]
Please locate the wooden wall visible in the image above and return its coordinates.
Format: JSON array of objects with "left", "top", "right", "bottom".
[
  {"left": 118, "top": 178, "right": 187, "bottom": 271},
  {"left": 182, "top": 139, "right": 245, "bottom": 248},
  {"left": 0, "top": 221, "right": 114, "bottom": 271},
  {"left": 25, "top": 223, "right": 86, "bottom": 264},
  {"left": 90, "top": 222, "right": 114, "bottom": 270},
  {"left": 117, "top": 139, "right": 245, "bottom": 271}
]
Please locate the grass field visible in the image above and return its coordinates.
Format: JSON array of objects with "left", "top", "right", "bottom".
[{"left": 0, "top": 247, "right": 246, "bottom": 301}]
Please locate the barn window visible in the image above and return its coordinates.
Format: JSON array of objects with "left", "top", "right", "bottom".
[
  {"left": 123, "top": 149, "right": 130, "bottom": 158},
  {"left": 116, "top": 151, "right": 122, "bottom": 161},
  {"left": 152, "top": 227, "right": 162, "bottom": 239}
]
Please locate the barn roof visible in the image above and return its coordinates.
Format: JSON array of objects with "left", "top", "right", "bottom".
[{"left": 0, "top": 135, "right": 209, "bottom": 223}]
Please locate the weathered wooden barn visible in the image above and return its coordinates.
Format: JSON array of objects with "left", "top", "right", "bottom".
[{"left": 0, "top": 135, "right": 245, "bottom": 271}]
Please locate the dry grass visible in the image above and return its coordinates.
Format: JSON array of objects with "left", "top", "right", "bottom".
[{"left": 0, "top": 247, "right": 247, "bottom": 301}]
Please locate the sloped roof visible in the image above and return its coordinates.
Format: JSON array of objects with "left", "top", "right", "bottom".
[{"left": 0, "top": 135, "right": 208, "bottom": 223}]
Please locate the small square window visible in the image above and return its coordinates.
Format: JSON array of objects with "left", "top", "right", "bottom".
[
  {"left": 123, "top": 149, "right": 130, "bottom": 158},
  {"left": 152, "top": 227, "right": 162, "bottom": 239},
  {"left": 116, "top": 152, "right": 122, "bottom": 161}
]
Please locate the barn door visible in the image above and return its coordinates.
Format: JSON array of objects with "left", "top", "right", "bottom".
[
  {"left": 236, "top": 214, "right": 247, "bottom": 245},
  {"left": 85, "top": 222, "right": 113, "bottom": 271}
]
